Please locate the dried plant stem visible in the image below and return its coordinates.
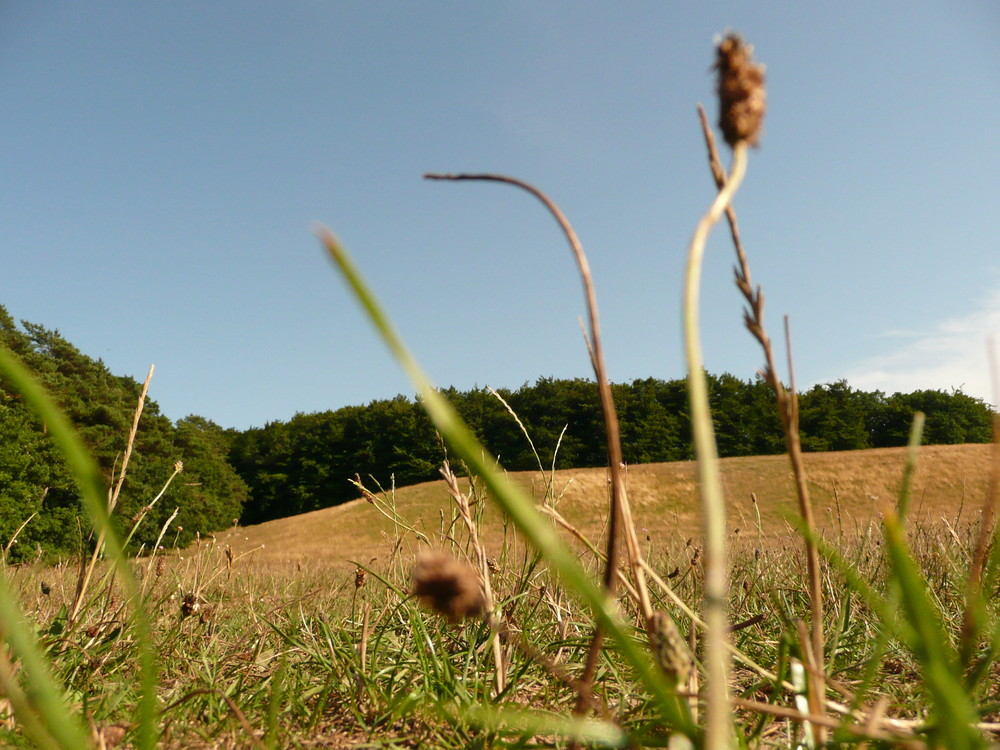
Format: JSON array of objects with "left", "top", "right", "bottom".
[
  {"left": 962, "top": 338, "right": 1000, "bottom": 661},
  {"left": 697, "top": 104, "right": 827, "bottom": 738},
  {"left": 730, "top": 698, "right": 924, "bottom": 747},
  {"left": 440, "top": 461, "right": 506, "bottom": 694},
  {"left": 683, "top": 140, "right": 747, "bottom": 748},
  {"left": 424, "top": 172, "right": 647, "bottom": 715},
  {"left": 70, "top": 364, "right": 154, "bottom": 624}
]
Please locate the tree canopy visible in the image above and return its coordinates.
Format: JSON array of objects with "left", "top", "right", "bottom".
[
  {"left": 230, "top": 373, "right": 995, "bottom": 524},
  {"left": 0, "top": 305, "right": 247, "bottom": 560}
]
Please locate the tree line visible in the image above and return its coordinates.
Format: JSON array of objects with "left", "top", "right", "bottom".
[
  {"left": 229, "top": 374, "right": 994, "bottom": 524},
  {"left": 1, "top": 304, "right": 994, "bottom": 556}
]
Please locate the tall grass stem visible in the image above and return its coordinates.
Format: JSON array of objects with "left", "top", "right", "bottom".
[{"left": 683, "top": 139, "right": 747, "bottom": 748}]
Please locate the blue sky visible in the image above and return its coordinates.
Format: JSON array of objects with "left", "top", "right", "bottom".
[{"left": 2, "top": 3, "right": 998, "bottom": 430}]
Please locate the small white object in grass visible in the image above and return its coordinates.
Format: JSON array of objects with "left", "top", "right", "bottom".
[{"left": 791, "top": 659, "right": 815, "bottom": 749}]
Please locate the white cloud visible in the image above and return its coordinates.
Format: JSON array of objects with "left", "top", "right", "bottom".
[{"left": 842, "top": 286, "right": 1000, "bottom": 407}]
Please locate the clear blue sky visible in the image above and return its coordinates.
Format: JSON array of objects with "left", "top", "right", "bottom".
[{"left": 2, "top": 3, "right": 998, "bottom": 430}]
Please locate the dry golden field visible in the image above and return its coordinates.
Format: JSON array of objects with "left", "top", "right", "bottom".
[{"left": 212, "top": 443, "right": 995, "bottom": 573}]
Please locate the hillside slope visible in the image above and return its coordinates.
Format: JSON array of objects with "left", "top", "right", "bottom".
[{"left": 212, "top": 443, "right": 996, "bottom": 570}]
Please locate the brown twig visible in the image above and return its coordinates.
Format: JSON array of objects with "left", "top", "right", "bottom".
[
  {"left": 697, "top": 103, "right": 826, "bottom": 740},
  {"left": 424, "top": 172, "right": 634, "bottom": 717}
]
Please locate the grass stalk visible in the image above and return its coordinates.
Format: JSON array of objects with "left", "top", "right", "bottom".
[
  {"left": 423, "top": 172, "right": 649, "bottom": 715},
  {"left": 697, "top": 102, "right": 827, "bottom": 741},
  {"left": 70, "top": 364, "right": 153, "bottom": 623},
  {"left": 0, "top": 344, "right": 160, "bottom": 749},
  {"left": 317, "top": 226, "right": 696, "bottom": 740},
  {"left": 440, "top": 461, "right": 506, "bottom": 694},
  {"left": 683, "top": 138, "right": 747, "bottom": 748}
]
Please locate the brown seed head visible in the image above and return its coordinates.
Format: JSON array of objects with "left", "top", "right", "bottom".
[
  {"left": 355, "top": 566, "right": 367, "bottom": 589},
  {"left": 180, "top": 592, "right": 199, "bottom": 618},
  {"left": 411, "top": 550, "right": 485, "bottom": 623},
  {"left": 715, "top": 33, "right": 766, "bottom": 147}
]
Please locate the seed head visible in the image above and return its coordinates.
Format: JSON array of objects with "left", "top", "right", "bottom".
[
  {"left": 180, "top": 592, "right": 200, "bottom": 618},
  {"left": 649, "top": 610, "right": 693, "bottom": 687},
  {"left": 715, "top": 33, "right": 766, "bottom": 147},
  {"left": 411, "top": 550, "right": 485, "bottom": 623}
]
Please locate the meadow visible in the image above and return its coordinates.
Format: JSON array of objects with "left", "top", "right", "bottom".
[
  {"left": 1, "top": 31, "right": 999, "bottom": 750},
  {"left": 1, "top": 444, "right": 996, "bottom": 748},
  {"left": 216, "top": 443, "right": 996, "bottom": 573}
]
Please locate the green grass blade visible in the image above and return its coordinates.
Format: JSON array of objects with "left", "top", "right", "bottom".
[
  {"left": 896, "top": 411, "right": 925, "bottom": 519},
  {"left": 448, "top": 702, "right": 628, "bottom": 747},
  {"left": 878, "top": 417, "right": 982, "bottom": 747},
  {"left": 0, "top": 577, "right": 92, "bottom": 749},
  {"left": 881, "top": 509, "right": 983, "bottom": 747},
  {"left": 317, "top": 227, "right": 695, "bottom": 739},
  {"left": 0, "top": 343, "right": 160, "bottom": 749}
]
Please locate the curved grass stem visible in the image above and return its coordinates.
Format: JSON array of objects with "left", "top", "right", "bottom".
[
  {"left": 423, "top": 173, "right": 653, "bottom": 716},
  {"left": 683, "top": 139, "right": 748, "bottom": 749}
]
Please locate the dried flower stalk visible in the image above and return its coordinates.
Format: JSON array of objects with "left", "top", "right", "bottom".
[{"left": 698, "top": 34, "right": 826, "bottom": 739}]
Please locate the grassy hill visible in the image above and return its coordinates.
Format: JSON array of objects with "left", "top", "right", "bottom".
[{"left": 212, "top": 443, "right": 995, "bottom": 571}]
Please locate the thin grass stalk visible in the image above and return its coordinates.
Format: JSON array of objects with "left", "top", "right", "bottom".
[
  {"left": 317, "top": 227, "right": 696, "bottom": 739},
  {"left": 142, "top": 506, "right": 181, "bottom": 594},
  {"left": 423, "top": 172, "right": 648, "bottom": 713},
  {"left": 440, "top": 462, "right": 506, "bottom": 694},
  {"left": 70, "top": 364, "right": 154, "bottom": 623},
  {"left": 486, "top": 386, "right": 547, "bottom": 478},
  {"left": 683, "top": 139, "right": 747, "bottom": 748},
  {"left": 697, "top": 103, "right": 827, "bottom": 736},
  {"left": 963, "top": 341, "right": 1000, "bottom": 663},
  {"left": 0, "top": 344, "right": 159, "bottom": 750},
  {"left": 1, "top": 512, "right": 37, "bottom": 566},
  {"left": 123, "top": 464, "right": 182, "bottom": 551}
]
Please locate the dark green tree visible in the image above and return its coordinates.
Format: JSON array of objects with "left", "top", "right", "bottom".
[
  {"left": 799, "top": 380, "right": 879, "bottom": 452},
  {"left": 0, "top": 305, "right": 248, "bottom": 556}
]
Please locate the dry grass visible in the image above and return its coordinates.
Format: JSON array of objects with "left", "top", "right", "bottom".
[{"left": 212, "top": 443, "right": 994, "bottom": 572}]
